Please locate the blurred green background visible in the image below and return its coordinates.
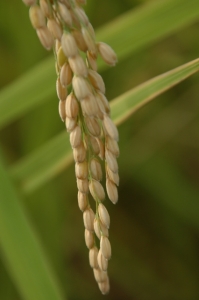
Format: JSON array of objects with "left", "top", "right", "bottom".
[{"left": 1, "top": 0, "right": 199, "bottom": 299}]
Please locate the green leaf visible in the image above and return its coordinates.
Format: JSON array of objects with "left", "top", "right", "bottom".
[
  {"left": 9, "top": 58, "right": 199, "bottom": 193},
  {"left": 0, "top": 153, "right": 64, "bottom": 300},
  {"left": 111, "top": 58, "right": 199, "bottom": 125},
  {"left": 10, "top": 132, "right": 72, "bottom": 194},
  {"left": 0, "top": 57, "right": 56, "bottom": 129},
  {"left": 97, "top": 0, "right": 199, "bottom": 61},
  {"left": 1, "top": 0, "right": 199, "bottom": 129}
]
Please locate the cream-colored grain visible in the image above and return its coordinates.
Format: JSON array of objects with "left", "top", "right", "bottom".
[{"left": 24, "top": 0, "right": 119, "bottom": 293}]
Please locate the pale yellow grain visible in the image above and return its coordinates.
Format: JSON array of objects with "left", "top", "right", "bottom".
[
  {"left": 72, "top": 29, "right": 88, "bottom": 52},
  {"left": 75, "top": 161, "right": 88, "bottom": 179},
  {"left": 69, "top": 55, "right": 88, "bottom": 77},
  {"left": 94, "top": 218, "right": 109, "bottom": 240},
  {"left": 83, "top": 207, "right": 95, "bottom": 231},
  {"left": 78, "top": 191, "right": 88, "bottom": 211},
  {"left": 105, "top": 150, "right": 118, "bottom": 173},
  {"left": 98, "top": 203, "right": 110, "bottom": 229},
  {"left": 97, "top": 249, "right": 108, "bottom": 271},
  {"left": 106, "top": 166, "right": 119, "bottom": 186},
  {"left": 61, "top": 32, "right": 78, "bottom": 57},
  {"left": 80, "top": 94, "right": 99, "bottom": 116},
  {"left": 97, "top": 138, "right": 105, "bottom": 160},
  {"left": 60, "top": 63, "right": 73, "bottom": 86},
  {"left": 106, "top": 136, "right": 119, "bottom": 157},
  {"left": 65, "top": 93, "right": 79, "bottom": 118},
  {"left": 93, "top": 269, "right": 108, "bottom": 283},
  {"left": 65, "top": 117, "right": 77, "bottom": 132},
  {"left": 87, "top": 22, "right": 95, "bottom": 39},
  {"left": 84, "top": 229, "right": 94, "bottom": 249},
  {"left": 100, "top": 236, "right": 111, "bottom": 260},
  {"left": 82, "top": 27, "right": 96, "bottom": 55},
  {"left": 77, "top": 178, "right": 89, "bottom": 193},
  {"left": 36, "top": 27, "right": 54, "bottom": 50},
  {"left": 84, "top": 116, "right": 101, "bottom": 137},
  {"left": 86, "top": 51, "right": 97, "bottom": 71},
  {"left": 56, "top": 77, "right": 67, "bottom": 101},
  {"left": 72, "top": 76, "right": 91, "bottom": 99},
  {"left": 47, "top": 18, "right": 62, "bottom": 40},
  {"left": 89, "top": 247, "right": 99, "bottom": 268},
  {"left": 40, "top": 0, "right": 52, "bottom": 18},
  {"left": 73, "top": 142, "right": 87, "bottom": 162},
  {"left": 103, "top": 115, "right": 119, "bottom": 141},
  {"left": 74, "top": 7, "right": 89, "bottom": 25},
  {"left": 89, "top": 136, "right": 100, "bottom": 155},
  {"left": 70, "top": 125, "right": 82, "bottom": 148},
  {"left": 59, "top": 0, "right": 71, "bottom": 9},
  {"left": 29, "top": 5, "right": 46, "bottom": 29},
  {"left": 57, "top": 46, "right": 68, "bottom": 68},
  {"left": 55, "top": 40, "right": 61, "bottom": 53},
  {"left": 88, "top": 69, "right": 105, "bottom": 94},
  {"left": 58, "top": 99, "right": 66, "bottom": 122},
  {"left": 96, "top": 91, "right": 110, "bottom": 114},
  {"left": 90, "top": 158, "right": 102, "bottom": 181},
  {"left": 106, "top": 179, "right": 118, "bottom": 204},
  {"left": 58, "top": 3, "right": 72, "bottom": 26},
  {"left": 98, "top": 278, "right": 110, "bottom": 295},
  {"left": 89, "top": 180, "right": 105, "bottom": 202},
  {"left": 97, "top": 42, "right": 117, "bottom": 66}
]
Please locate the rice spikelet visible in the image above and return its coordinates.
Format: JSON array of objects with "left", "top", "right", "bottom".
[{"left": 23, "top": 0, "right": 119, "bottom": 294}]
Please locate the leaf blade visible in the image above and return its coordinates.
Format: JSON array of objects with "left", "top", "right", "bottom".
[
  {"left": 111, "top": 58, "right": 199, "bottom": 125},
  {"left": 0, "top": 153, "right": 64, "bottom": 300},
  {"left": 97, "top": 0, "right": 199, "bottom": 61}
]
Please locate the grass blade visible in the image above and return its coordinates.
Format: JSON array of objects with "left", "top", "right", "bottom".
[
  {"left": 0, "top": 153, "right": 64, "bottom": 300},
  {"left": 111, "top": 58, "right": 199, "bottom": 125},
  {"left": 0, "top": 57, "right": 56, "bottom": 129},
  {"left": 9, "top": 58, "right": 199, "bottom": 193},
  {"left": 10, "top": 132, "right": 72, "bottom": 193},
  {"left": 97, "top": 0, "right": 199, "bottom": 61},
  {"left": 1, "top": 0, "right": 199, "bottom": 129}
]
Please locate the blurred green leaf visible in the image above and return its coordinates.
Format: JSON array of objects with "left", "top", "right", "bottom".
[
  {"left": 97, "top": 0, "right": 199, "bottom": 61},
  {"left": 1, "top": 0, "right": 199, "bottom": 129},
  {"left": 10, "top": 132, "right": 72, "bottom": 194},
  {"left": 9, "top": 58, "right": 199, "bottom": 193},
  {"left": 0, "top": 57, "right": 56, "bottom": 129},
  {"left": 0, "top": 153, "right": 64, "bottom": 300},
  {"left": 111, "top": 58, "right": 199, "bottom": 125}
]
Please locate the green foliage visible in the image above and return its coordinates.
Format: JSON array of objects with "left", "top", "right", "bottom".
[
  {"left": 1, "top": 0, "right": 199, "bottom": 299},
  {"left": 0, "top": 154, "right": 64, "bottom": 300}
]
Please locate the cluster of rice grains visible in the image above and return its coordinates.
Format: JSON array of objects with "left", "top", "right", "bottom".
[{"left": 23, "top": 0, "right": 119, "bottom": 294}]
